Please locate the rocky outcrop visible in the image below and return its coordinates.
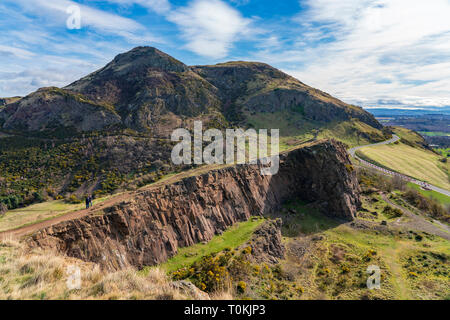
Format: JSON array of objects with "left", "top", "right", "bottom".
[
  {"left": 1, "top": 87, "right": 121, "bottom": 132},
  {"left": 193, "top": 61, "right": 382, "bottom": 129},
  {"left": 246, "top": 219, "right": 285, "bottom": 264},
  {"left": 170, "top": 281, "right": 210, "bottom": 300},
  {"left": 28, "top": 139, "right": 360, "bottom": 270}
]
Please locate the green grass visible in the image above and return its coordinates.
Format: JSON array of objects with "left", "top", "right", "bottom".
[
  {"left": 275, "top": 200, "right": 340, "bottom": 237},
  {"left": 317, "top": 120, "right": 386, "bottom": 147},
  {"left": 157, "top": 217, "right": 265, "bottom": 273},
  {"left": 406, "top": 183, "right": 450, "bottom": 206},
  {"left": 435, "top": 148, "right": 450, "bottom": 157},
  {"left": 358, "top": 142, "right": 450, "bottom": 190},
  {"left": 0, "top": 196, "right": 111, "bottom": 232},
  {"left": 394, "top": 127, "right": 426, "bottom": 145},
  {"left": 418, "top": 131, "right": 450, "bottom": 137}
]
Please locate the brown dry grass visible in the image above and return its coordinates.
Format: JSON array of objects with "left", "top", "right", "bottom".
[{"left": 0, "top": 239, "right": 224, "bottom": 300}]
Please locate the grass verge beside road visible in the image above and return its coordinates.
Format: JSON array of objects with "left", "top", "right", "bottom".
[{"left": 358, "top": 142, "right": 450, "bottom": 190}]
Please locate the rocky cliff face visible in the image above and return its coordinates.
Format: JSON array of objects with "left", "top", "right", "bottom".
[
  {"left": 192, "top": 62, "right": 382, "bottom": 129},
  {"left": 28, "top": 139, "right": 360, "bottom": 270},
  {"left": 1, "top": 87, "right": 121, "bottom": 132},
  {"left": 245, "top": 219, "right": 285, "bottom": 264},
  {"left": 65, "top": 46, "right": 223, "bottom": 133}
]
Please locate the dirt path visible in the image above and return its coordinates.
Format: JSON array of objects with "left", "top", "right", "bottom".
[
  {"left": 0, "top": 192, "right": 132, "bottom": 240},
  {"left": 382, "top": 244, "right": 410, "bottom": 300},
  {"left": 0, "top": 163, "right": 232, "bottom": 240},
  {"left": 381, "top": 194, "right": 450, "bottom": 240}
]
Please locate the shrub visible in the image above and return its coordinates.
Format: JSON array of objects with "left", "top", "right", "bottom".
[
  {"left": 32, "top": 191, "right": 45, "bottom": 203},
  {"left": 345, "top": 164, "right": 354, "bottom": 173},
  {"left": 66, "top": 194, "right": 82, "bottom": 204},
  {"left": 382, "top": 205, "right": 403, "bottom": 219},
  {"left": 237, "top": 281, "right": 246, "bottom": 293},
  {"left": 403, "top": 188, "right": 449, "bottom": 222}
]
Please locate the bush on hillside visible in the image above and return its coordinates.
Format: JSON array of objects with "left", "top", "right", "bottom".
[{"left": 403, "top": 189, "right": 449, "bottom": 222}]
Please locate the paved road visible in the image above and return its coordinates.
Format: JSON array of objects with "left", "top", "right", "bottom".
[
  {"left": 348, "top": 134, "right": 400, "bottom": 157},
  {"left": 349, "top": 135, "right": 450, "bottom": 197}
]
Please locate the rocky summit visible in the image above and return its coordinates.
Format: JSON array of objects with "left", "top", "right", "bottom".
[
  {"left": 0, "top": 46, "right": 380, "bottom": 136},
  {"left": 0, "top": 47, "right": 387, "bottom": 206}
]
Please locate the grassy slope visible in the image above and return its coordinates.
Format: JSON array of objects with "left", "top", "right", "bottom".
[
  {"left": 158, "top": 218, "right": 265, "bottom": 273},
  {"left": 0, "top": 196, "right": 111, "bottom": 232},
  {"left": 406, "top": 183, "right": 450, "bottom": 206},
  {"left": 419, "top": 132, "right": 450, "bottom": 137},
  {"left": 165, "top": 199, "right": 449, "bottom": 300},
  {"left": 283, "top": 200, "right": 449, "bottom": 300},
  {"left": 323, "top": 224, "right": 449, "bottom": 300},
  {"left": 394, "top": 127, "right": 426, "bottom": 145},
  {"left": 358, "top": 142, "right": 450, "bottom": 190},
  {"left": 0, "top": 239, "right": 211, "bottom": 300}
]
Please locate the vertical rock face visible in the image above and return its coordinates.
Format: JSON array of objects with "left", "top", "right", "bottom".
[
  {"left": 28, "top": 140, "right": 360, "bottom": 270},
  {"left": 245, "top": 219, "right": 286, "bottom": 264}
]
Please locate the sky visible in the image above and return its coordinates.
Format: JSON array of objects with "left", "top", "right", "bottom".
[{"left": 1, "top": 0, "right": 450, "bottom": 110}]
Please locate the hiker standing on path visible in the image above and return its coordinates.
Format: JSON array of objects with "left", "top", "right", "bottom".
[
  {"left": 85, "top": 195, "right": 90, "bottom": 209},
  {"left": 88, "top": 194, "right": 93, "bottom": 208}
]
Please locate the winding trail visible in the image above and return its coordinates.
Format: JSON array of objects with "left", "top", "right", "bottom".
[
  {"left": 381, "top": 193, "right": 450, "bottom": 240},
  {"left": 0, "top": 163, "right": 231, "bottom": 240},
  {"left": 349, "top": 135, "right": 450, "bottom": 197}
]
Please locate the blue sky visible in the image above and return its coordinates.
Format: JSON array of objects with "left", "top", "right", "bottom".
[{"left": 1, "top": 0, "right": 450, "bottom": 109}]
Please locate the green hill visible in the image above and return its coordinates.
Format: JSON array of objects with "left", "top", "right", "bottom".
[{"left": 0, "top": 46, "right": 385, "bottom": 209}]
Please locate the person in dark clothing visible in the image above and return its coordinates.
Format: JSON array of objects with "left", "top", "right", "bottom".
[
  {"left": 88, "top": 194, "right": 93, "bottom": 208},
  {"left": 85, "top": 195, "right": 90, "bottom": 209}
]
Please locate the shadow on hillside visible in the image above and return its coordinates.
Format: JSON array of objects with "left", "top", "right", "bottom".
[{"left": 265, "top": 199, "right": 342, "bottom": 238}]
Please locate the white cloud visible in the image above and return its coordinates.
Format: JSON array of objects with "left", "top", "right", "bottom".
[
  {"left": 260, "top": 0, "right": 450, "bottom": 108},
  {"left": 0, "top": 45, "right": 35, "bottom": 59},
  {"left": 0, "top": 0, "right": 167, "bottom": 96},
  {"left": 167, "top": 0, "right": 253, "bottom": 58},
  {"left": 6, "top": 0, "right": 164, "bottom": 42},
  {"left": 32, "top": 0, "right": 143, "bottom": 33},
  {"left": 107, "top": 0, "right": 172, "bottom": 15}
]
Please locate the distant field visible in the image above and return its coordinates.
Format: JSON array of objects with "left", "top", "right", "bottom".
[
  {"left": 358, "top": 143, "right": 450, "bottom": 190},
  {"left": 419, "top": 131, "right": 450, "bottom": 137},
  {"left": 435, "top": 148, "right": 450, "bottom": 157}
]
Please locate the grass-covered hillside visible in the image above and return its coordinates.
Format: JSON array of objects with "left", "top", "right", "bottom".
[
  {"left": 0, "top": 46, "right": 386, "bottom": 210},
  {"left": 1, "top": 159, "right": 448, "bottom": 300},
  {"left": 357, "top": 127, "right": 449, "bottom": 190}
]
